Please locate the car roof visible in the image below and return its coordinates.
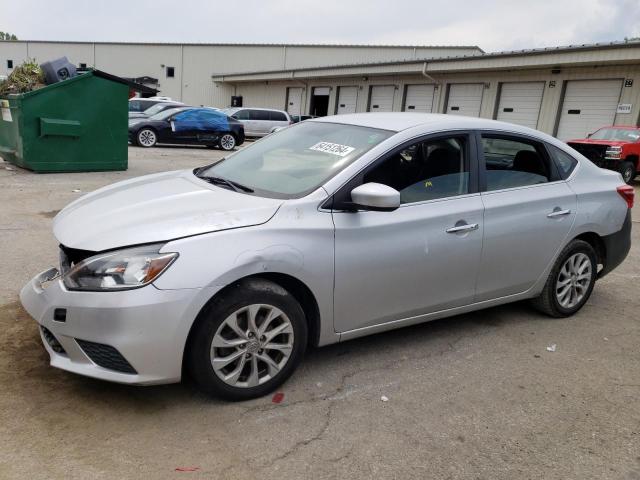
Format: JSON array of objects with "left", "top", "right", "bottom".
[
  {"left": 226, "top": 107, "right": 287, "bottom": 113},
  {"left": 310, "top": 113, "right": 547, "bottom": 135}
]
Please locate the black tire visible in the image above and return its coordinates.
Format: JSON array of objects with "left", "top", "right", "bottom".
[
  {"left": 187, "top": 279, "right": 307, "bottom": 401},
  {"left": 619, "top": 161, "right": 636, "bottom": 185},
  {"left": 136, "top": 128, "right": 157, "bottom": 148},
  {"left": 530, "top": 239, "right": 597, "bottom": 317},
  {"left": 218, "top": 133, "right": 236, "bottom": 151}
]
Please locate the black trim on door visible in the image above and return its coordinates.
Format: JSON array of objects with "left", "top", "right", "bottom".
[{"left": 324, "top": 130, "right": 480, "bottom": 210}]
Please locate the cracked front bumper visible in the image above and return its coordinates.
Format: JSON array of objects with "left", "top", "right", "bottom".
[{"left": 20, "top": 268, "right": 205, "bottom": 385}]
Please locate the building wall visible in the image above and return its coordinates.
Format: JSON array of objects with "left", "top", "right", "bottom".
[
  {"left": 227, "top": 63, "right": 640, "bottom": 135},
  {"left": 0, "top": 41, "right": 480, "bottom": 104}
]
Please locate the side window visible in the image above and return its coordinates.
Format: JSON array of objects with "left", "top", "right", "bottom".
[
  {"left": 363, "top": 136, "right": 469, "bottom": 204},
  {"left": 249, "top": 110, "right": 270, "bottom": 121},
  {"left": 233, "top": 110, "right": 249, "bottom": 120},
  {"left": 270, "top": 111, "right": 288, "bottom": 121},
  {"left": 547, "top": 144, "right": 578, "bottom": 179},
  {"left": 481, "top": 136, "right": 551, "bottom": 191},
  {"left": 129, "top": 100, "right": 141, "bottom": 112}
]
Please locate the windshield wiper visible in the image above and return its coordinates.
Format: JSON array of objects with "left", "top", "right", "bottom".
[{"left": 199, "top": 175, "right": 254, "bottom": 193}]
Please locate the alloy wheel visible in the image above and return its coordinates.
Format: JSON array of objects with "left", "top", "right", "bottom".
[
  {"left": 555, "top": 252, "right": 592, "bottom": 309},
  {"left": 210, "top": 304, "right": 294, "bottom": 388},
  {"left": 220, "top": 134, "right": 236, "bottom": 151},
  {"left": 622, "top": 165, "right": 634, "bottom": 184},
  {"left": 138, "top": 129, "right": 156, "bottom": 147}
]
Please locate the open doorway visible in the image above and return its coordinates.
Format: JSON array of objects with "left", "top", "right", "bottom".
[{"left": 310, "top": 87, "right": 330, "bottom": 116}]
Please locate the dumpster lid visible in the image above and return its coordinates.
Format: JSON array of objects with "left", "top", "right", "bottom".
[{"left": 91, "top": 70, "right": 159, "bottom": 96}]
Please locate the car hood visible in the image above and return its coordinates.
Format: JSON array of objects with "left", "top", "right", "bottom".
[
  {"left": 54, "top": 170, "right": 283, "bottom": 251},
  {"left": 568, "top": 139, "right": 628, "bottom": 146}
]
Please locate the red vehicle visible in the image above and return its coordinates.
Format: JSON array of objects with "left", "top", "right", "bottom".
[{"left": 567, "top": 126, "right": 640, "bottom": 184}]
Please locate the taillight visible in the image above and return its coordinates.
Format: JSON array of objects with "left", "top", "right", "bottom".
[{"left": 617, "top": 184, "right": 635, "bottom": 209}]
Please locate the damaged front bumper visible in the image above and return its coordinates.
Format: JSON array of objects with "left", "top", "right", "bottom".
[{"left": 19, "top": 267, "right": 203, "bottom": 385}]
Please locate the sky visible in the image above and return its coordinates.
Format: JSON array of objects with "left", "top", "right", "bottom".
[{"left": 1, "top": 0, "right": 640, "bottom": 52}]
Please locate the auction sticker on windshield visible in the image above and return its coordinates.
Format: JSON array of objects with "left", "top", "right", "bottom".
[{"left": 309, "top": 142, "right": 355, "bottom": 157}]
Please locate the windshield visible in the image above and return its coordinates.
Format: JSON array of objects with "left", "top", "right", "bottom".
[
  {"left": 150, "top": 107, "right": 187, "bottom": 121},
  {"left": 144, "top": 103, "right": 177, "bottom": 116},
  {"left": 221, "top": 108, "right": 239, "bottom": 116},
  {"left": 197, "top": 121, "right": 393, "bottom": 198},
  {"left": 590, "top": 128, "right": 640, "bottom": 142}
]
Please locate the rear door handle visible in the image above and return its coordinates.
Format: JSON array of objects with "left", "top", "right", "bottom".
[
  {"left": 547, "top": 209, "right": 572, "bottom": 218},
  {"left": 446, "top": 223, "right": 479, "bottom": 233}
]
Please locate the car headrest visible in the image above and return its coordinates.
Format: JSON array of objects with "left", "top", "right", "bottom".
[
  {"left": 513, "top": 150, "right": 546, "bottom": 177},
  {"left": 425, "top": 148, "right": 459, "bottom": 178}
]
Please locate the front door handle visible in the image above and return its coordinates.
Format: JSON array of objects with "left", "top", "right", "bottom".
[
  {"left": 446, "top": 223, "right": 479, "bottom": 234},
  {"left": 547, "top": 208, "right": 572, "bottom": 218}
]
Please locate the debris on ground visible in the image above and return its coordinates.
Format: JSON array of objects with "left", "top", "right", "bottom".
[
  {"left": 381, "top": 395, "right": 389, "bottom": 402},
  {"left": 0, "top": 59, "right": 46, "bottom": 96},
  {"left": 72, "top": 189, "right": 82, "bottom": 193},
  {"left": 546, "top": 344, "right": 557, "bottom": 352},
  {"left": 4, "top": 166, "right": 14, "bottom": 171},
  {"left": 272, "top": 392, "right": 284, "bottom": 404},
  {"left": 175, "top": 466, "right": 200, "bottom": 472}
]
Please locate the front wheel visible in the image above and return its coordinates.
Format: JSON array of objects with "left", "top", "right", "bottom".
[
  {"left": 619, "top": 161, "right": 636, "bottom": 185},
  {"left": 218, "top": 133, "right": 236, "bottom": 151},
  {"left": 187, "top": 279, "right": 307, "bottom": 400},
  {"left": 136, "top": 128, "right": 157, "bottom": 148},
  {"left": 530, "top": 239, "right": 597, "bottom": 317}
]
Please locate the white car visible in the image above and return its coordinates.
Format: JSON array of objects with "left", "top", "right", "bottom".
[
  {"left": 221, "top": 107, "right": 292, "bottom": 137},
  {"left": 20, "top": 114, "right": 633, "bottom": 400}
]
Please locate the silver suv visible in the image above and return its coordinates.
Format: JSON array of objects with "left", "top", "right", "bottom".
[{"left": 222, "top": 107, "right": 292, "bottom": 137}]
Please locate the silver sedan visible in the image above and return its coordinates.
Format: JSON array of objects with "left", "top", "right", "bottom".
[{"left": 21, "top": 113, "right": 633, "bottom": 400}]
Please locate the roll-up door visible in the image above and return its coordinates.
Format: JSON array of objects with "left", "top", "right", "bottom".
[
  {"left": 336, "top": 86, "right": 358, "bottom": 115},
  {"left": 446, "top": 83, "right": 483, "bottom": 117},
  {"left": 369, "top": 85, "right": 395, "bottom": 112},
  {"left": 496, "top": 82, "right": 545, "bottom": 129},
  {"left": 556, "top": 79, "right": 623, "bottom": 140},
  {"left": 404, "top": 84, "right": 435, "bottom": 113}
]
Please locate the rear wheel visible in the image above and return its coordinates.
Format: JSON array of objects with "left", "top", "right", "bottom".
[
  {"left": 530, "top": 239, "right": 597, "bottom": 317},
  {"left": 136, "top": 128, "right": 157, "bottom": 148},
  {"left": 219, "top": 133, "right": 236, "bottom": 151},
  {"left": 619, "top": 161, "right": 636, "bottom": 184},
  {"left": 187, "top": 279, "right": 307, "bottom": 400}
]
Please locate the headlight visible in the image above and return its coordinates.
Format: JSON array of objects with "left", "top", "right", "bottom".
[
  {"left": 605, "top": 146, "right": 623, "bottom": 159},
  {"left": 63, "top": 244, "right": 178, "bottom": 291}
]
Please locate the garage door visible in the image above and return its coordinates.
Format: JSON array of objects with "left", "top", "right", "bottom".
[
  {"left": 446, "top": 84, "right": 484, "bottom": 117},
  {"left": 336, "top": 86, "right": 358, "bottom": 115},
  {"left": 556, "top": 79, "right": 623, "bottom": 141},
  {"left": 286, "top": 87, "right": 304, "bottom": 115},
  {"left": 369, "top": 85, "right": 395, "bottom": 112},
  {"left": 496, "top": 82, "right": 545, "bottom": 129},
  {"left": 404, "top": 84, "right": 435, "bottom": 113}
]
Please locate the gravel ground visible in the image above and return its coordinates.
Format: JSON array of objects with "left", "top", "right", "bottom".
[{"left": 0, "top": 146, "right": 638, "bottom": 480}]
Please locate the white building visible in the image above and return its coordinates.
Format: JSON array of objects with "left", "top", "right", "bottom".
[{"left": 2, "top": 39, "right": 640, "bottom": 139}]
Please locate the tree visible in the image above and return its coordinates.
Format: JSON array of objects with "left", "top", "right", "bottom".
[{"left": 0, "top": 32, "right": 19, "bottom": 40}]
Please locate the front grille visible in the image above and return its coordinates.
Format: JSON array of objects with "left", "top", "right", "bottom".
[
  {"left": 41, "top": 326, "right": 66, "bottom": 354},
  {"left": 75, "top": 339, "right": 137, "bottom": 374},
  {"left": 568, "top": 143, "right": 609, "bottom": 163}
]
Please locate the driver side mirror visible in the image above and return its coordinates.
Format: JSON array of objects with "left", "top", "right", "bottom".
[{"left": 350, "top": 183, "right": 400, "bottom": 212}]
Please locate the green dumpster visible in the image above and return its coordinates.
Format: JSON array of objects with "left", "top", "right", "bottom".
[{"left": 0, "top": 70, "right": 128, "bottom": 172}]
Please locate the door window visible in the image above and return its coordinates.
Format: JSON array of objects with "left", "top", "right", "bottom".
[
  {"left": 481, "top": 136, "right": 552, "bottom": 191},
  {"left": 363, "top": 136, "right": 469, "bottom": 203},
  {"left": 233, "top": 109, "right": 250, "bottom": 120},
  {"left": 249, "top": 110, "right": 270, "bottom": 121}
]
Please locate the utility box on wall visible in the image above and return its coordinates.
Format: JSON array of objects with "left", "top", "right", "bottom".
[
  {"left": 0, "top": 70, "right": 128, "bottom": 173},
  {"left": 231, "top": 95, "right": 243, "bottom": 107}
]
